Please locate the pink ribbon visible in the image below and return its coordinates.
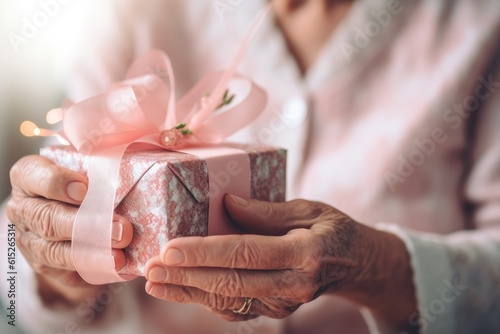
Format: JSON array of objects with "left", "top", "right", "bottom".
[{"left": 60, "top": 7, "right": 269, "bottom": 284}]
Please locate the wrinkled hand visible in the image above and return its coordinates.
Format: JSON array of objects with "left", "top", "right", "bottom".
[
  {"left": 145, "top": 195, "right": 417, "bottom": 329},
  {"left": 144, "top": 195, "right": 360, "bottom": 321},
  {"left": 6, "top": 155, "right": 133, "bottom": 305}
]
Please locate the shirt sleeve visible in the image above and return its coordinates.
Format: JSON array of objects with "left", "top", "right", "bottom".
[{"left": 366, "top": 61, "right": 500, "bottom": 334}]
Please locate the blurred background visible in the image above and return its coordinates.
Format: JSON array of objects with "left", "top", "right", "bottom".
[
  {"left": 0, "top": 1, "right": 91, "bottom": 333},
  {"left": 0, "top": 0, "right": 90, "bottom": 202}
]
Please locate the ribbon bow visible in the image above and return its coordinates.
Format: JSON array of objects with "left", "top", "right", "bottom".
[
  {"left": 62, "top": 51, "right": 267, "bottom": 153},
  {"left": 56, "top": 7, "right": 269, "bottom": 284}
]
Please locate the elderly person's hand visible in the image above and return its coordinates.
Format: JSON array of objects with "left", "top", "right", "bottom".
[
  {"left": 6, "top": 155, "right": 133, "bottom": 305},
  {"left": 144, "top": 194, "right": 417, "bottom": 330}
]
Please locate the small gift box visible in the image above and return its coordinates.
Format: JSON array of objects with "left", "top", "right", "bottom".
[
  {"left": 25, "top": 7, "right": 275, "bottom": 284},
  {"left": 41, "top": 144, "right": 286, "bottom": 276}
]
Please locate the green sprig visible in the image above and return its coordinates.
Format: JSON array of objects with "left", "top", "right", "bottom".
[
  {"left": 216, "top": 89, "right": 235, "bottom": 110},
  {"left": 174, "top": 123, "right": 187, "bottom": 130}
]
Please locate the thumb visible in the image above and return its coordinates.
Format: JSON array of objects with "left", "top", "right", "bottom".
[{"left": 223, "top": 194, "right": 317, "bottom": 236}]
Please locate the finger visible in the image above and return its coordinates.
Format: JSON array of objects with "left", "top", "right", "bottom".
[
  {"left": 145, "top": 282, "right": 296, "bottom": 320},
  {"left": 224, "top": 195, "right": 329, "bottom": 235},
  {"left": 155, "top": 232, "right": 315, "bottom": 269},
  {"left": 18, "top": 231, "right": 128, "bottom": 272},
  {"left": 145, "top": 261, "right": 320, "bottom": 303},
  {"left": 8, "top": 196, "right": 76, "bottom": 241},
  {"left": 10, "top": 155, "right": 88, "bottom": 205},
  {"left": 112, "top": 214, "right": 134, "bottom": 249},
  {"left": 17, "top": 231, "right": 75, "bottom": 271},
  {"left": 7, "top": 197, "right": 133, "bottom": 249},
  {"left": 145, "top": 281, "right": 263, "bottom": 320},
  {"left": 145, "top": 264, "right": 306, "bottom": 299}
]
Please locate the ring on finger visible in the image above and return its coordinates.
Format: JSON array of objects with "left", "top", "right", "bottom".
[{"left": 232, "top": 297, "right": 254, "bottom": 315}]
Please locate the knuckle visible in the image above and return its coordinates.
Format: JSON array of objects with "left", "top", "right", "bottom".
[
  {"left": 258, "top": 201, "right": 276, "bottom": 219},
  {"left": 289, "top": 199, "right": 323, "bottom": 220},
  {"left": 169, "top": 268, "right": 187, "bottom": 286},
  {"left": 212, "top": 294, "right": 232, "bottom": 311},
  {"left": 37, "top": 202, "right": 57, "bottom": 240},
  {"left": 45, "top": 241, "right": 70, "bottom": 268},
  {"left": 26, "top": 231, "right": 71, "bottom": 270},
  {"left": 207, "top": 292, "right": 219, "bottom": 309},
  {"left": 168, "top": 286, "right": 190, "bottom": 303},
  {"left": 300, "top": 248, "right": 323, "bottom": 275},
  {"left": 260, "top": 202, "right": 275, "bottom": 216},
  {"left": 42, "top": 202, "right": 67, "bottom": 240},
  {"left": 217, "top": 271, "right": 244, "bottom": 297},
  {"left": 18, "top": 199, "right": 69, "bottom": 241},
  {"left": 12, "top": 156, "right": 68, "bottom": 201},
  {"left": 23, "top": 200, "right": 53, "bottom": 239},
  {"left": 231, "top": 237, "right": 259, "bottom": 269}
]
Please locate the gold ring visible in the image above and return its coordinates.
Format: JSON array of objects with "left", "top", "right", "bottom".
[{"left": 232, "top": 297, "right": 253, "bottom": 315}]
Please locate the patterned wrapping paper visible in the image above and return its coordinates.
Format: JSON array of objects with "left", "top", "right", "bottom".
[{"left": 40, "top": 144, "right": 286, "bottom": 276}]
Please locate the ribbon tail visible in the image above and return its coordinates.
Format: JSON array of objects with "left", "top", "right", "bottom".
[
  {"left": 72, "top": 144, "right": 138, "bottom": 284},
  {"left": 189, "top": 4, "right": 271, "bottom": 129}
]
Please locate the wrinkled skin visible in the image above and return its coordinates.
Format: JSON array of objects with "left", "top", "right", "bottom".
[
  {"left": 145, "top": 195, "right": 418, "bottom": 332},
  {"left": 6, "top": 155, "right": 134, "bottom": 305}
]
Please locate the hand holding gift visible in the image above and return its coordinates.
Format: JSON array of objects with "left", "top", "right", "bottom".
[
  {"left": 144, "top": 196, "right": 417, "bottom": 329},
  {"left": 6, "top": 155, "right": 133, "bottom": 305},
  {"left": 15, "top": 6, "right": 279, "bottom": 288},
  {"left": 8, "top": 7, "right": 286, "bottom": 309}
]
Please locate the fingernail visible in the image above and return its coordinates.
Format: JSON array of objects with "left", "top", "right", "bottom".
[
  {"left": 67, "top": 182, "right": 87, "bottom": 202},
  {"left": 164, "top": 248, "right": 185, "bottom": 265},
  {"left": 230, "top": 194, "right": 249, "bottom": 207},
  {"left": 148, "top": 266, "right": 167, "bottom": 282},
  {"left": 148, "top": 283, "right": 165, "bottom": 297},
  {"left": 112, "top": 221, "right": 123, "bottom": 243}
]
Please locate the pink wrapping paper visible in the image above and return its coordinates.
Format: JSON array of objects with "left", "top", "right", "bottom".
[{"left": 41, "top": 144, "right": 286, "bottom": 276}]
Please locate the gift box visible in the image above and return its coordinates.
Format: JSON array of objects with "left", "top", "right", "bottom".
[
  {"left": 30, "top": 9, "right": 275, "bottom": 284},
  {"left": 41, "top": 144, "right": 286, "bottom": 276}
]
